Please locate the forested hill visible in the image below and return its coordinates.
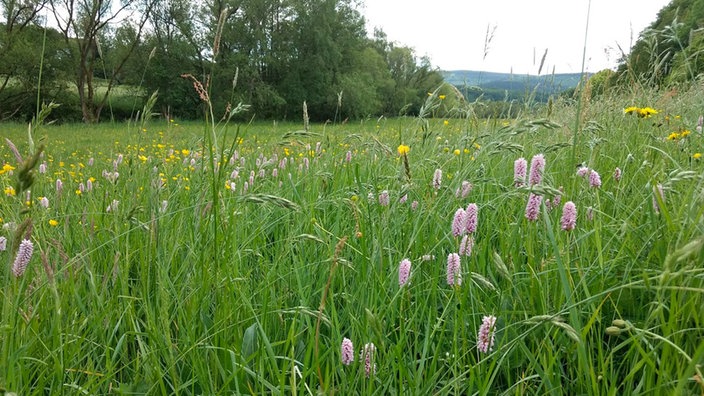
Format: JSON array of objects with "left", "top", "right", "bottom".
[{"left": 442, "top": 70, "right": 586, "bottom": 102}]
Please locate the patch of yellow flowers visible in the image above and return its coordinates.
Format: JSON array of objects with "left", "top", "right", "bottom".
[{"left": 624, "top": 106, "right": 659, "bottom": 118}]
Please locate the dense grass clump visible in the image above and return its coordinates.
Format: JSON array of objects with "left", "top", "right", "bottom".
[{"left": 1, "top": 86, "right": 703, "bottom": 394}]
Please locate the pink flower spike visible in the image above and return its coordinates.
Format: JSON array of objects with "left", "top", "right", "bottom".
[
  {"left": 529, "top": 154, "right": 545, "bottom": 186},
  {"left": 433, "top": 168, "right": 442, "bottom": 189},
  {"left": 589, "top": 170, "right": 602, "bottom": 188},
  {"left": 477, "top": 315, "right": 497, "bottom": 353},
  {"left": 465, "top": 203, "right": 478, "bottom": 234},
  {"left": 341, "top": 338, "right": 354, "bottom": 365},
  {"left": 379, "top": 190, "right": 390, "bottom": 206},
  {"left": 613, "top": 167, "right": 622, "bottom": 183},
  {"left": 446, "top": 253, "right": 462, "bottom": 286},
  {"left": 576, "top": 166, "right": 589, "bottom": 178},
  {"left": 459, "top": 235, "right": 474, "bottom": 257},
  {"left": 452, "top": 208, "right": 467, "bottom": 237},
  {"left": 12, "top": 239, "right": 34, "bottom": 277},
  {"left": 561, "top": 201, "right": 577, "bottom": 231},
  {"left": 398, "top": 258, "right": 411, "bottom": 287},
  {"left": 514, "top": 158, "right": 527, "bottom": 187},
  {"left": 653, "top": 184, "right": 665, "bottom": 214},
  {"left": 456, "top": 180, "right": 472, "bottom": 198},
  {"left": 361, "top": 343, "right": 377, "bottom": 377},
  {"left": 525, "top": 193, "right": 542, "bottom": 221}
]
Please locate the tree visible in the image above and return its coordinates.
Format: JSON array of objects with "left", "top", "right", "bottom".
[
  {"left": 49, "top": 0, "right": 157, "bottom": 122},
  {"left": 614, "top": 0, "right": 704, "bottom": 87}
]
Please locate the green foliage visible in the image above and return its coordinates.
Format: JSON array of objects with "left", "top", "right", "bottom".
[
  {"left": 1, "top": 0, "right": 446, "bottom": 122},
  {"left": 0, "top": 23, "right": 72, "bottom": 120},
  {"left": 2, "top": 83, "right": 704, "bottom": 394},
  {"left": 614, "top": 0, "right": 704, "bottom": 87}
]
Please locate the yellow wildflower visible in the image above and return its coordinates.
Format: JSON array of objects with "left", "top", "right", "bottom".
[
  {"left": 4, "top": 186, "right": 15, "bottom": 196},
  {"left": 397, "top": 145, "right": 410, "bottom": 156},
  {"left": 49, "top": 219, "right": 59, "bottom": 227},
  {"left": 693, "top": 153, "right": 702, "bottom": 160},
  {"left": 181, "top": 149, "right": 190, "bottom": 156},
  {"left": 443, "top": 120, "right": 449, "bottom": 126},
  {"left": 638, "top": 107, "right": 658, "bottom": 118},
  {"left": 0, "top": 163, "right": 15, "bottom": 175},
  {"left": 624, "top": 106, "right": 639, "bottom": 115},
  {"left": 680, "top": 130, "right": 691, "bottom": 138},
  {"left": 667, "top": 132, "right": 680, "bottom": 141},
  {"left": 453, "top": 149, "right": 461, "bottom": 156},
  {"left": 439, "top": 94, "right": 446, "bottom": 100}
]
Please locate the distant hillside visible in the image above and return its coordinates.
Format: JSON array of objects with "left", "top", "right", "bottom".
[{"left": 442, "top": 70, "right": 586, "bottom": 102}]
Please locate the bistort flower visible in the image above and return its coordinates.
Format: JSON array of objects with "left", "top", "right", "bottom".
[
  {"left": 589, "top": 170, "right": 601, "bottom": 188},
  {"left": 514, "top": 157, "right": 527, "bottom": 187},
  {"left": 398, "top": 258, "right": 411, "bottom": 287},
  {"left": 446, "top": 253, "right": 462, "bottom": 286},
  {"left": 477, "top": 315, "right": 497, "bottom": 353},
  {"left": 361, "top": 343, "right": 377, "bottom": 377},
  {"left": 433, "top": 168, "right": 442, "bottom": 190},
  {"left": 465, "top": 203, "right": 478, "bottom": 234},
  {"left": 341, "top": 338, "right": 354, "bottom": 365},
  {"left": 529, "top": 154, "right": 545, "bottom": 186},
  {"left": 12, "top": 239, "right": 34, "bottom": 277},
  {"left": 561, "top": 201, "right": 577, "bottom": 231},
  {"left": 525, "top": 193, "right": 542, "bottom": 221},
  {"left": 452, "top": 208, "right": 467, "bottom": 237}
]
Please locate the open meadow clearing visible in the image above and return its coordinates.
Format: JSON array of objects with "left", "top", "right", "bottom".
[{"left": 2, "top": 88, "right": 704, "bottom": 394}]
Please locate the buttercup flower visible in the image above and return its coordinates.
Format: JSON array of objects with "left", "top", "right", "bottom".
[{"left": 397, "top": 144, "right": 410, "bottom": 156}]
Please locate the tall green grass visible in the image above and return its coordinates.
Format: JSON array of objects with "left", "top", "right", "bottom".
[{"left": 1, "top": 84, "right": 703, "bottom": 394}]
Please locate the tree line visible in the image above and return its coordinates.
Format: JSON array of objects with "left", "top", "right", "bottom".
[{"left": 0, "top": 0, "right": 445, "bottom": 123}]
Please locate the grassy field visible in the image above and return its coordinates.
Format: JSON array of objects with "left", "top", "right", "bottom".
[{"left": 1, "top": 87, "right": 704, "bottom": 395}]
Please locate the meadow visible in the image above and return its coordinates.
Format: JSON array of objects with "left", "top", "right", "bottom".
[{"left": 1, "top": 86, "right": 704, "bottom": 395}]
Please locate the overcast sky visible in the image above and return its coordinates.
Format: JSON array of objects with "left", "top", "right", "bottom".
[{"left": 361, "top": 0, "right": 672, "bottom": 74}]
